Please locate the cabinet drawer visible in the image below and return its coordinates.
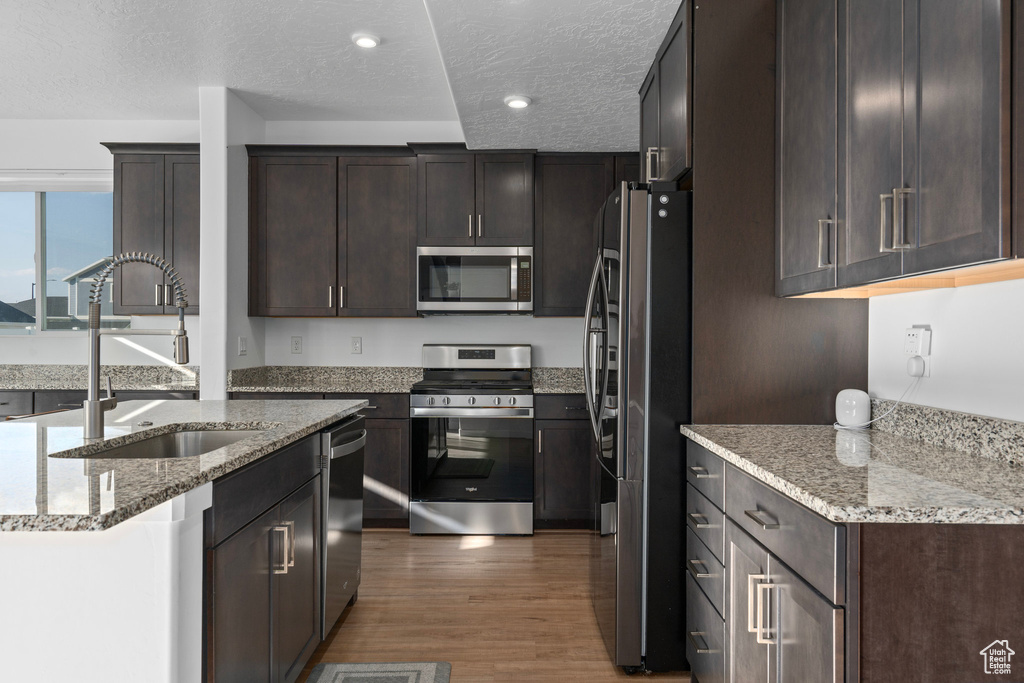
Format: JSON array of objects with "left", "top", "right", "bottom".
[
  {"left": 535, "top": 394, "right": 589, "bottom": 420},
  {"left": 686, "top": 483, "right": 724, "bottom": 564},
  {"left": 0, "top": 391, "right": 33, "bottom": 417},
  {"left": 325, "top": 393, "right": 407, "bottom": 419},
  {"left": 685, "top": 572, "right": 726, "bottom": 683},
  {"left": 685, "top": 439, "right": 724, "bottom": 509},
  {"left": 686, "top": 526, "right": 724, "bottom": 619},
  {"left": 726, "top": 465, "right": 846, "bottom": 604},
  {"left": 208, "top": 435, "right": 319, "bottom": 547}
]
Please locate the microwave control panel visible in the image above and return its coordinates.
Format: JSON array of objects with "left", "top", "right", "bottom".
[{"left": 517, "top": 258, "right": 532, "bottom": 302}]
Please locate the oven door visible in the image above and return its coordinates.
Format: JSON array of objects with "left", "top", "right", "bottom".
[
  {"left": 417, "top": 247, "right": 532, "bottom": 312},
  {"left": 411, "top": 409, "right": 534, "bottom": 503}
]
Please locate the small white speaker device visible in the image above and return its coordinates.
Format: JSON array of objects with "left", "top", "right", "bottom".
[{"left": 835, "top": 389, "right": 871, "bottom": 428}]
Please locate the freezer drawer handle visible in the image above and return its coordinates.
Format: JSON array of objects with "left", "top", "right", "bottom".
[
  {"left": 331, "top": 429, "right": 367, "bottom": 459},
  {"left": 687, "top": 512, "right": 712, "bottom": 529},
  {"left": 687, "top": 631, "right": 717, "bottom": 654},
  {"left": 687, "top": 558, "right": 713, "bottom": 579},
  {"left": 744, "top": 508, "right": 780, "bottom": 530},
  {"left": 689, "top": 465, "right": 714, "bottom": 479}
]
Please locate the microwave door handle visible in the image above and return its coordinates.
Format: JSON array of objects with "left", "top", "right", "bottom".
[{"left": 510, "top": 257, "right": 518, "bottom": 302}]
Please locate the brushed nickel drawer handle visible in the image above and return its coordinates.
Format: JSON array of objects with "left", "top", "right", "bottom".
[
  {"left": 687, "top": 558, "right": 712, "bottom": 579},
  {"left": 689, "top": 465, "right": 714, "bottom": 479},
  {"left": 272, "top": 525, "right": 289, "bottom": 575},
  {"left": 687, "top": 630, "right": 716, "bottom": 654},
  {"left": 747, "top": 573, "right": 768, "bottom": 633},
  {"left": 756, "top": 582, "right": 775, "bottom": 645},
  {"left": 687, "top": 512, "right": 712, "bottom": 529},
  {"left": 744, "top": 508, "right": 780, "bottom": 530}
]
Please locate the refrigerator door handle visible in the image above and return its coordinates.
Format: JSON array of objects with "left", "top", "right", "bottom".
[{"left": 582, "top": 254, "right": 605, "bottom": 444}]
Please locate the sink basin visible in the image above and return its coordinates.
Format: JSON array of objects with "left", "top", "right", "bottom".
[{"left": 83, "top": 429, "right": 265, "bottom": 459}]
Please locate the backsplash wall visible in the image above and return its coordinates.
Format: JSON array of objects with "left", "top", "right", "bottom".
[
  {"left": 263, "top": 316, "right": 583, "bottom": 367},
  {"left": 868, "top": 278, "right": 1024, "bottom": 422}
]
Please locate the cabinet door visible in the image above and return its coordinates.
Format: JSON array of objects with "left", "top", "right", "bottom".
[
  {"left": 338, "top": 157, "right": 417, "bottom": 316},
  {"left": 164, "top": 154, "right": 200, "bottom": 313},
  {"left": 212, "top": 505, "right": 276, "bottom": 683},
  {"left": 840, "top": 0, "right": 904, "bottom": 286},
  {"left": 113, "top": 154, "right": 165, "bottom": 314},
  {"left": 775, "top": 0, "right": 839, "bottom": 295},
  {"left": 251, "top": 157, "right": 337, "bottom": 316},
  {"left": 474, "top": 153, "right": 534, "bottom": 245},
  {"left": 534, "top": 419, "right": 596, "bottom": 526},
  {"left": 657, "top": 0, "right": 693, "bottom": 181},
  {"left": 417, "top": 154, "right": 476, "bottom": 245},
  {"left": 274, "top": 477, "right": 321, "bottom": 683},
  {"left": 901, "top": 0, "right": 1009, "bottom": 275},
  {"left": 767, "top": 556, "right": 843, "bottom": 683},
  {"left": 640, "top": 70, "right": 660, "bottom": 182},
  {"left": 362, "top": 418, "right": 410, "bottom": 524},
  {"left": 614, "top": 155, "right": 641, "bottom": 187},
  {"left": 726, "top": 520, "right": 770, "bottom": 683},
  {"left": 533, "top": 155, "right": 614, "bottom": 316}
]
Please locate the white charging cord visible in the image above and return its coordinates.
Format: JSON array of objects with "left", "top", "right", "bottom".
[{"left": 833, "top": 376, "right": 921, "bottom": 431}]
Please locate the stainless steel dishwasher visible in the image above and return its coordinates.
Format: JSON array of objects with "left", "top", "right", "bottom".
[{"left": 320, "top": 415, "right": 366, "bottom": 639}]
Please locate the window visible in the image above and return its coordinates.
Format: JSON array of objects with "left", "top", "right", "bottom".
[{"left": 0, "top": 190, "right": 129, "bottom": 333}]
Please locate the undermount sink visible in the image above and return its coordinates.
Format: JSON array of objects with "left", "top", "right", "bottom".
[{"left": 83, "top": 429, "right": 265, "bottom": 459}]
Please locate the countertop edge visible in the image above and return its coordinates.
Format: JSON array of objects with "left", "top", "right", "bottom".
[
  {"left": 2, "top": 401, "right": 367, "bottom": 532},
  {"left": 680, "top": 426, "right": 1024, "bottom": 525}
]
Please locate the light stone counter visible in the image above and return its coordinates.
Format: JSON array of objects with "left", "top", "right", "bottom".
[
  {"left": 0, "top": 398, "right": 364, "bottom": 532},
  {"left": 0, "top": 363, "right": 199, "bottom": 391},
  {"left": 681, "top": 424, "right": 1024, "bottom": 524},
  {"left": 228, "top": 365, "right": 421, "bottom": 393}
]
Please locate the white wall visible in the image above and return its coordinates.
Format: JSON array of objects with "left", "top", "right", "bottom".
[
  {"left": 868, "top": 278, "right": 1024, "bottom": 422},
  {"left": 264, "top": 317, "right": 582, "bottom": 368},
  {"left": 0, "top": 119, "right": 201, "bottom": 366}
]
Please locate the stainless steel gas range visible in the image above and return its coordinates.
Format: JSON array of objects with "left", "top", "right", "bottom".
[{"left": 408, "top": 344, "right": 534, "bottom": 535}]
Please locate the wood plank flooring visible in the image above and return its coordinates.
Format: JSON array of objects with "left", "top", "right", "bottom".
[{"left": 300, "top": 530, "right": 691, "bottom": 682}]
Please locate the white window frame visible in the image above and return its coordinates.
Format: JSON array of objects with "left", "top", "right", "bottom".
[{"left": 0, "top": 170, "right": 115, "bottom": 336}]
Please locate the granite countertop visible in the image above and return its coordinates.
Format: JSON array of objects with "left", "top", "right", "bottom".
[
  {"left": 0, "top": 364, "right": 199, "bottom": 391},
  {"left": 533, "top": 367, "right": 584, "bottom": 394},
  {"left": 681, "top": 424, "right": 1024, "bottom": 524},
  {"left": 227, "top": 366, "right": 422, "bottom": 393},
  {"left": 0, "top": 399, "right": 365, "bottom": 532}
]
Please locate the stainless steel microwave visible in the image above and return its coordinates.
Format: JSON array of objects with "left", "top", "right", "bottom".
[{"left": 416, "top": 246, "right": 533, "bottom": 313}]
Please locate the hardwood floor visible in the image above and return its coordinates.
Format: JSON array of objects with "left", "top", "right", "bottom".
[{"left": 300, "top": 530, "right": 691, "bottom": 682}]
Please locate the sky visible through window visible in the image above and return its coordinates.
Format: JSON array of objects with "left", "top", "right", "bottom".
[{"left": 0, "top": 192, "right": 35, "bottom": 305}]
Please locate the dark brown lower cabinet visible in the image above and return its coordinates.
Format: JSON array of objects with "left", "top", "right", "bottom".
[
  {"left": 361, "top": 418, "right": 410, "bottom": 525},
  {"left": 29, "top": 389, "right": 196, "bottom": 414},
  {"left": 533, "top": 419, "right": 596, "bottom": 528}
]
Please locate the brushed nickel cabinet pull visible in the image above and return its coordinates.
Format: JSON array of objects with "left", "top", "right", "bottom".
[
  {"left": 687, "top": 631, "right": 716, "bottom": 654},
  {"left": 687, "top": 558, "right": 712, "bottom": 578},
  {"left": 538, "top": 429, "right": 543, "bottom": 452},
  {"left": 155, "top": 284, "right": 164, "bottom": 306},
  {"left": 468, "top": 214, "right": 473, "bottom": 237},
  {"left": 817, "top": 219, "right": 833, "bottom": 267},
  {"left": 756, "top": 582, "right": 775, "bottom": 644},
  {"left": 646, "top": 146, "right": 661, "bottom": 181},
  {"left": 272, "top": 525, "right": 289, "bottom": 574},
  {"left": 747, "top": 573, "right": 768, "bottom": 633},
  {"left": 687, "top": 512, "right": 712, "bottom": 529},
  {"left": 689, "top": 465, "right": 713, "bottom": 479},
  {"left": 744, "top": 508, "right": 780, "bottom": 530},
  {"left": 339, "top": 286, "right": 344, "bottom": 308},
  {"left": 164, "top": 284, "right": 173, "bottom": 306},
  {"left": 328, "top": 285, "right": 333, "bottom": 308},
  {"left": 477, "top": 214, "right": 482, "bottom": 237}
]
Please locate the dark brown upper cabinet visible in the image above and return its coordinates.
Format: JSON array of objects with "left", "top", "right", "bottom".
[
  {"left": 104, "top": 143, "right": 200, "bottom": 315},
  {"left": 639, "top": 0, "right": 692, "bottom": 183},
  {"left": 250, "top": 156, "right": 338, "bottom": 316},
  {"left": 417, "top": 153, "right": 534, "bottom": 246},
  {"left": 615, "top": 154, "right": 642, "bottom": 187},
  {"left": 777, "top": 0, "right": 1012, "bottom": 296},
  {"left": 248, "top": 149, "right": 418, "bottom": 317},
  {"left": 775, "top": 0, "right": 840, "bottom": 296},
  {"left": 534, "top": 155, "right": 615, "bottom": 317},
  {"left": 338, "top": 157, "right": 417, "bottom": 316}
]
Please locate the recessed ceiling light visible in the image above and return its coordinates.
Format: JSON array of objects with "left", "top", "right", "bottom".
[
  {"left": 504, "top": 95, "right": 532, "bottom": 109},
  {"left": 352, "top": 34, "right": 380, "bottom": 48}
]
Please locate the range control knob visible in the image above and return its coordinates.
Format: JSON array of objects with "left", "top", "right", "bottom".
[
  {"left": 442, "top": 397, "right": 451, "bottom": 405},
  {"left": 509, "top": 397, "right": 517, "bottom": 406},
  {"left": 467, "top": 397, "right": 476, "bottom": 405},
  {"left": 493, "top": 397, "right": 501, "bottom": 405},
  {"left": 427, "top": 397, "right": 435, "bottom": 405}
]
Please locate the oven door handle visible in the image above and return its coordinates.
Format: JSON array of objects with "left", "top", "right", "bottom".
[{"left": 409, "top": 407, "right": 535, "bottom": 418}]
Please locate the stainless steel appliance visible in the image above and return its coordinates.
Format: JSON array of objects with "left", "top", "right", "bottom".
[
  {"left": 409, "top": 344, "right": 534, "bottom": 534},
  {"left": 416, "top": 246, "right": 533, "bottom": 313},
  {"left": 320, "top": 415, "right": 366, "bottom": 638},
  {"left": 585, "top": 183, "right": 691, "bottom": 672}
]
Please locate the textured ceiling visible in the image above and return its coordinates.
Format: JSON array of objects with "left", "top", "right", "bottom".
[
  {"left": 0, "top": 0, "right": 457, "bottom": 121},
  {"left": 1, "top": 0, "right": 680, "bottom": 150},
  {"left": 424, "top": 0, "right": 680, "bottom": 151}
]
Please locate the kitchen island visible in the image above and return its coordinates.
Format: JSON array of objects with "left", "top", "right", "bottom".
[
  {"left": 681, "top": 423, "right": 1024, "bottom": 683},
  {"left": 0, "top": 398, "right": 365, "bottom": 683}
]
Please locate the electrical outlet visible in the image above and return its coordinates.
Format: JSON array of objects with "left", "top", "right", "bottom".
[
  {"left": 904, "top": 327, "right": 932, "bottom": 356},
  {"left": 291, "top": 336, "right": 302, "bottom": 354},
  {"left": 238, "top": 336, "right": 247, "bottom": 356},
  {"left": 351, "top": 336, "right": 362, "bottom": 354}
]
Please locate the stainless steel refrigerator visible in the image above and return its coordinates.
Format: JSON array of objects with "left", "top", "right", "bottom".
[{"left": 584, "top": 183, "right": 691, "bottom": 673}]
